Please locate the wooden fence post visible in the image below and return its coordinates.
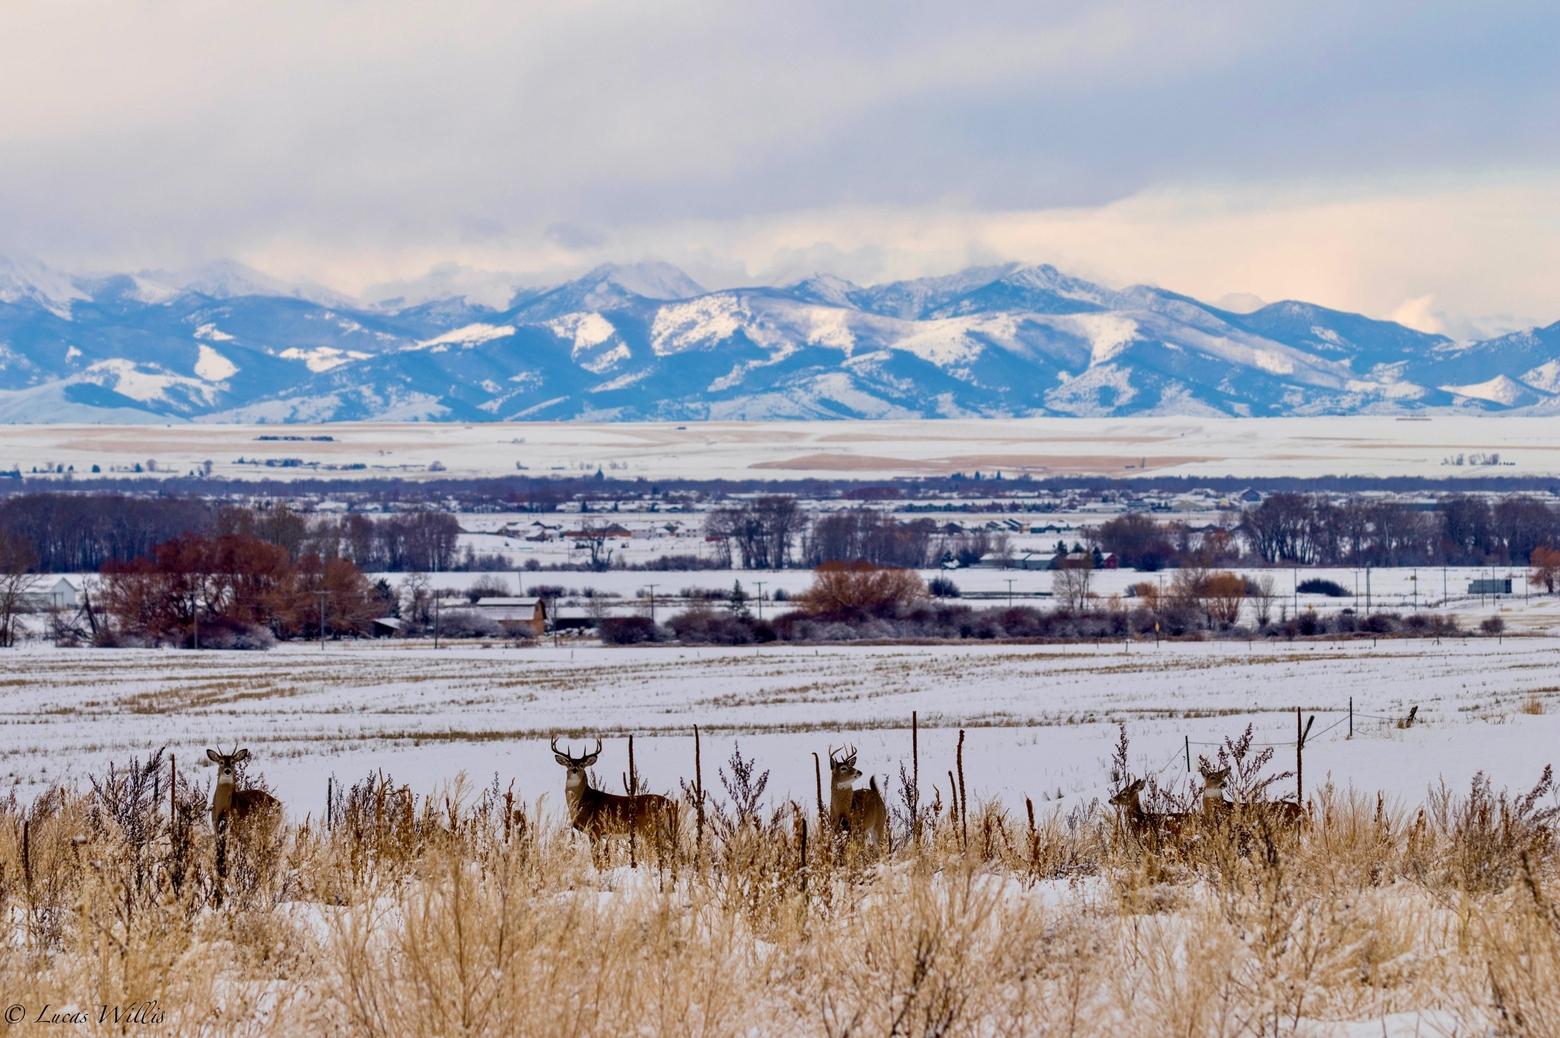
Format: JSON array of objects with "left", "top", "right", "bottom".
[
  {"left": 956, "top": 728, "right": 969, "bottom": 852},
  {"left": 1296, "top": 710, "right": 1315, "bottom": 805},
  {"left": 694, "top": 724, "right": 705, "bottom": 857}
]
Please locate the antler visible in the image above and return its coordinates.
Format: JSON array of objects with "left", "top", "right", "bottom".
[
  {"left": 844, "top": 744, "right": 858, "bottom": 765},
  {"left": 590, "top": 737, "right": 603, "bottom": 758},
  {"left": 550, "top": 735, "right": 576, "bottom": 762},
  {"left": 827, "top": 744, "right": 841, "bottom": 765}
]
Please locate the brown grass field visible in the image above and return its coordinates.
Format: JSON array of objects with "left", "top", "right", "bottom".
[{"left": 3, "top": 744, "right": 1559, "bottom": 1036}]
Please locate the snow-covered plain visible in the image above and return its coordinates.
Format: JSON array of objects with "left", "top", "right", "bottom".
[
  {"left": 5, "top": 638, "right": 1557, "bottom": 823},
  {"left": 4, "top": 414, "right": 1560, "bottom": 481}
]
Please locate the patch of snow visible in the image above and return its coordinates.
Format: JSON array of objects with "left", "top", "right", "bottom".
[
  {"left": 892, "top": 320, "right": 982, "bottom": 367},
  {"left": 193, "top": 322, "right": 235, "bottom": 342},
  {"left": 82, "top": 359, "right": 214, "bottom": 404},
  {"left": 579, "top": 342, "right": 631, "bottom": 374},
  {"left": 406, "top": 323, "right": 516, "bottom": 352},
  {"left": 0, "top": 256, "right": 87, "bottom": 318},
  {"left": 1521, "top": 360, "right": 1560, "bottom": 394},
  {"left": 278, "top": 347, "right": 370, "bottom": 373},
  {"left": 1068, "top": 313, "right": 1139, "bottom": 364},
  {"left": 650, "top": 297, "right": 746, "bottom": 355},
  {"left": 805, "top": 308, "right": 857, "bottom": 351},
  {"left": 548, "top": 312, "right": 618, "bottom": 355},
  {"left": 194, "top": 344, "right": 238, "bottom": 381},
  {"left": 1440, "top": 375, "right": 1543, "bottom": 407}
]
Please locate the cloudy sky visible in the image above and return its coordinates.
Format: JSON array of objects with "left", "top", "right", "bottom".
[{"left": 2, "top": 1, "right": 1557, "bottom": 335}]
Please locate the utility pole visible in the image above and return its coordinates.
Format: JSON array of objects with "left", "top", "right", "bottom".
[
  {"left": 1411, "top": 570, "right": 1418, "bottom": 612},
  {"left": 314, "top": 589, "right": 329, "bottom": 651},
  {"left": 755, "top": 580, "right": 765, "bottom": 620},
  {"left": 433, "top": 594, "right": 441, "bottom": 650},
  {"left": 1365, "top": 566, "right": 1371, "bottom": 614},
  {"left": 1006, "top": 578, "right": 1015, "bottom": 608},
  {"left": 646, "top": 583, "right": 658, "bottom": 622}
]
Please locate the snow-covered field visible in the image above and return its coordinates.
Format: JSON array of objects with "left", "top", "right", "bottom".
[
  {"left": 6, "top": 637, "right": 1557, "bottom": 821},
  {"left": 4, "top": 414, "right": 1559, "bottom": 481}
]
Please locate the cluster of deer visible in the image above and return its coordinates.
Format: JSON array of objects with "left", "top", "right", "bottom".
[
  {"left": 1111, "top": 763, "right": 1307, "bottom": 843},
  {"left": 197, "top": 739, "right": 890, "bottom": 849},
  {"left": 206, "top": 740, "right": 1303, "bottom": 854},
  {"left": 551, "top": 737, "right": 887, "bottom": 849}
]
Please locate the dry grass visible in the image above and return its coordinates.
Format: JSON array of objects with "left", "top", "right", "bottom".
[{"left": 0, "top": 754, "right": 1558, "bottom": 1035}]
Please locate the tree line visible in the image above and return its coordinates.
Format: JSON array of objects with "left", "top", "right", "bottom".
[{"left": 0, "top": 493, "right": 461, "bottom": 572}]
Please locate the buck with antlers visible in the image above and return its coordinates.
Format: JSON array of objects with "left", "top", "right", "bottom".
[
  {"left": 827, "top": 745, "right": 888, "bottom": 850},
  {"left": 551, "top": 737, "right": 679, "bottom": 850},
  {"left": 206, "top": 747, "right": 281, "bottom": 830},
  {"left": 1198, "top": 765, "right": 1307, "bottom": 829}
]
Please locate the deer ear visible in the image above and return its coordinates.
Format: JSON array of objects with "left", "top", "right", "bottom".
[
  {"left": 554, "top": 753, "right": 573, "bottom": 766},
  {"left": 581, "top": 752, "right": 600, "bottom": 767},
  {"left": 206, "top": 749, "right": 221, "bottom": 763},
  {"left": 235, "top": 748, "right": 251, "bottom": 762}
]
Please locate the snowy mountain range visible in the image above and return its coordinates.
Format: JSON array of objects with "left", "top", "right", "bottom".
[{"left": 2, "top": 255, "right": 1558, "bottom": 423}]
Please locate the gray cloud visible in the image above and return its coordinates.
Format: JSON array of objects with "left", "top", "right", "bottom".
[{"left": 1, "top": 1, "right": 1557, "bottom": 328}]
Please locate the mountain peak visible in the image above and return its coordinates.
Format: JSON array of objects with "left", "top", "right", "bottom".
[
  {"left": 0, "top": 255, "right": 89, "bottom": 317},
  {"left": 577, "top": 261, "right": 705, "bottom": 301}
]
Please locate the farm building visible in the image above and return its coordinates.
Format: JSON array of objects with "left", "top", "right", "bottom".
[{"left": 470, "top": 597, "right": 549, "bottom": 637}]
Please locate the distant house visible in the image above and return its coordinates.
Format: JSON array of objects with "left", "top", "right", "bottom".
[
  {"left": 21, "top": 578, "right": 79, "bottom": 610},
  {"left": 369, "top": 617, "right": 404, "bottom": 638},
  {"left": 552, "top": 604, "right": 659, "bottom": 632},
  {"left": 563, "top": 524, "right": 632, "bottom": 540},
  {"left": 1468, "top": 578, "right": 1513, "bottom": 596},
  {"left": 471, "top": 597, "right": 549, "bottom": 637}
]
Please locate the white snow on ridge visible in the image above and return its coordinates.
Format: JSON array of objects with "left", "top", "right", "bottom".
[
  {"left": 0, "top": 256, "right": 87, "bottom": 318},
  {"left": 406, "top": 323, "right": 516, "bottom": 352},
  {"left": 83, "top": 359, "right": 216, "bottom": 404},
  {"left": 193, "top": 322, "right": 235, "bottom": 342},
  {"left": 278, "top": 346, "right": 371, "bottom": 373},
  {"left": 1521, "top": 360, "right": 1560, "bottom": 394},
  {"left": 1069, "top": 313, "right": 1139, "bottom": 364},
  {"left": 194, "top": 344, "right": 238, "bottom": 381},
  {"left": 548, "top": 312, "right": 618, "bottom": 355},
  {"left": 650, "top": 297, "right": 746, "bottom": 355},
  {"left": 579, "top": 342, "right": 631, "bottom": 374},
  {"left": 1440, "top": 375, "right": 1545, "bottom": 406}
]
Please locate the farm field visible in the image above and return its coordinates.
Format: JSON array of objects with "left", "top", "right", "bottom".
[
  {"left": 5, "top": 638, "right": 1560, "bottom": 1035},
  {"left": 5, "top": 637, "right": 1557, "bottom": 821},
  {"left": 5, "top": 413, "right": 1560, "bottom": 482}
]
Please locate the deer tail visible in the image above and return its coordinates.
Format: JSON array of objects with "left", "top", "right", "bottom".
[{"left": 870, "top": 776, "right": 880, "bottom": 795}]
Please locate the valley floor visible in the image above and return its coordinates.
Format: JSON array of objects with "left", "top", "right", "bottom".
[{"left": 5, "top": 636, "right": 1557, "bottom": 823}]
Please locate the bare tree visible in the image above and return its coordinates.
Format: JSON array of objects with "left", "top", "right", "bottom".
[
  {"left": 0, "top": 532, "right": 41, "bottom": 647},
  {"left": 1052, "top": 556, "right": 1094, "bottom": 610},
  {"left": 575, "top": 519, "right": 616, "bottom": 571},
  {"left": 1252, "top": 573, "right": 1277, "bottom": 627}
]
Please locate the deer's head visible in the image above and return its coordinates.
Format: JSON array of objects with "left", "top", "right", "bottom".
[
  {"left": 1109, "top": 777, "right": 1145, "bottom": 808},
  {"left": 551, "top": 737, "right": 602, "bottom": 788},
  {"left": 206, "top": 746, "right": 251, "bottom": 786},
  {"left": 828, "top": 745, "right": 862, "bottom": 790},
  {"left": 1199, "top": 765, "right": 1230, "bottom": 796}
]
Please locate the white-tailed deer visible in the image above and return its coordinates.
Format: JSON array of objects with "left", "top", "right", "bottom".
[
  {"left": 206, "top": 747, "right": 281, "bottom": 830},
  {"left": 827, "top": 745, "right": 888, "bottom": 850},
  {"left": 1198, "top": 764, "right": 1307, "bottom": 829},
  {"left": 551, "top": 737, "right": 679, "bottom": 849},
  {"left": 1110, "top": 777, "right": 1189, "bottom": 841}
]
